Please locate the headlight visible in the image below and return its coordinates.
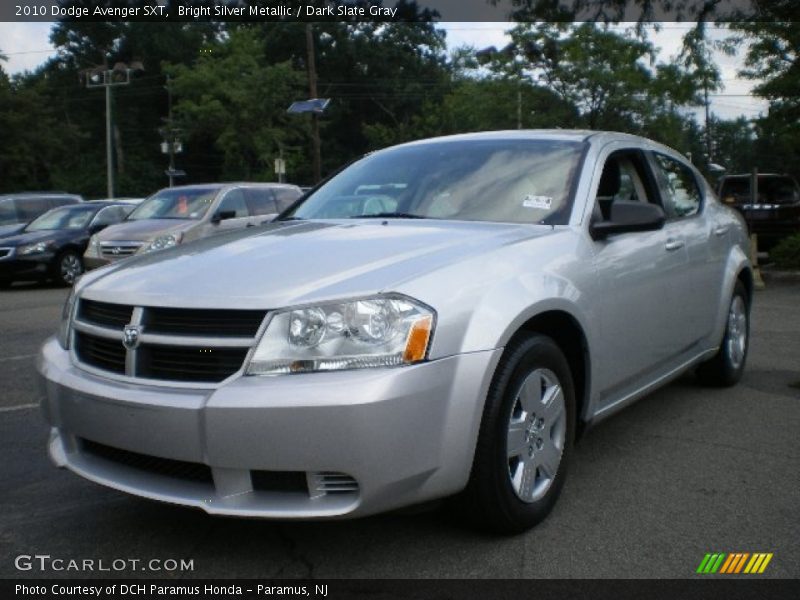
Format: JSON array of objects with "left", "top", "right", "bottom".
[
  {"left": 140, "top": 233, "right": 182, "bottom": 254},
  {"left": 85, "top": 234, "right": 100, "bottom": 258},
  {"left": 247, "top": 295, "right": 435, "bottom": 375},
  {"left": 57, "top": 289, "right": 77, "bottom": 350},
  {"left": 19, "top": 240, "right": 54, "bottom": 255}
]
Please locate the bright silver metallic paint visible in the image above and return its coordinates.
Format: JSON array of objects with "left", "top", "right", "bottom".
[{"left": 38, "top": 131, "right": 751, "bottom": 518}]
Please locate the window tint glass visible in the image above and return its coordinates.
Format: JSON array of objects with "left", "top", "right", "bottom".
[
  {"left": 92, "top": 206, "right": 128, "bottom": 227},
  {"left": 653, "top": 154, "right": 702, "bottom": 218},
  {"left": 25, "top": 205, "right": 97, "bottom": 231},
  {"left": 594, "top": 153, "right": 654, "bottom": 221},
  {"left": 275, "top": 187, "right": 301, "bottom": 211},
  {"left": 0, "top": 200, "right": 20, "bottom": 226},
  {"left": 128, "top": 188, "right": 218, "bottom": 221},
  {"left": 15, "top": 197, "right": 49, "bottom": 221},
  {"left": 244, "top": 188, "right": 278, "bottom": 216},
  {"left": 217, "top": 189, "right": 249, "bottom": 218}
]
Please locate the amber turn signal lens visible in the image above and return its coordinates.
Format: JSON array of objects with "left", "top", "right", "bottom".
[{"left": 403, "top": 315, "right": 433, "bottom": 363}]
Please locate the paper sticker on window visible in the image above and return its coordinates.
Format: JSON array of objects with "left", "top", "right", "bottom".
[{"left": 523, "top": 195, "right": 552, "bottom": 209}]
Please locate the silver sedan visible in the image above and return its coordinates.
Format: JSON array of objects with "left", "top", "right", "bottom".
[{"left": 38, "top": 131, "right": 751, "bottom": 532}]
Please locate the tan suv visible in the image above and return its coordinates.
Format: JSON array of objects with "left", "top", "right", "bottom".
[{"left": 84, "top": 183, "right": 301, "bottom": 269}]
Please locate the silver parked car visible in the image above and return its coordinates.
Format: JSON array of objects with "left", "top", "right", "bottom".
[
  {"left": 38, "top": 131, "right": 751, "bottom": 532},
  {"left": 83, "top": 183, "right": 302, "bottom": 269}
]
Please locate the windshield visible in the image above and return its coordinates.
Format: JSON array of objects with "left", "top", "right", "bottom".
[
  {"left": 127, "top": 187, "right": 219, "bottom": 221},
  {"left": 25, "top": 205, "right": 98, "bottom": 231},
  {"left": 286, "top": 139, "right": 585, "bottom": 224}
]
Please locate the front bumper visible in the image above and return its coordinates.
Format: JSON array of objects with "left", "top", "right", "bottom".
[
  {"left": 0, "top": 253, "right": 54, "bottom": 281},
  {"left": 38, "top": 337, "right": 500, "bottom": 518}
]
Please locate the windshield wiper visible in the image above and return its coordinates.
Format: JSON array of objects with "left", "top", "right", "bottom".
[
  {"left": 351, "top": 212, "right": 429, "bottom": 219},
  {"left": 276, "top": 216, "right": 306, "bottom": 222}
]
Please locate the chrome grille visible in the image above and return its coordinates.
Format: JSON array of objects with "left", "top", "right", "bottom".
[
  {"left": 310, "top": 472, "right": 360, "bottom": 496},
  {"left": 100, "top": 241, "right": 143, "bottom": 258},
  {"left": 78, "top": 299, "right": 133, "bottom": 328},
  {"left": 72, "top": 299, "right": 267, "bottom": 385},
  {"left": 75, "top": 331, "right": 126, "bottom": 374}
]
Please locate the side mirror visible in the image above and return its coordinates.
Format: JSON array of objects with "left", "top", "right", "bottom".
[
  {"left": 590, "top": 201, "right": 665, "bottom": 240},
  {"left": 211, "top": 210, "right": 237, "bottom": 224}
]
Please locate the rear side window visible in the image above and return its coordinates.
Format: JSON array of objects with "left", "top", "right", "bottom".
[
  {"left": 0, "top": 200, "right": 20, "bottom": 225},
  {"left": 48, "top": 196, "right": 80, "bottom": 209},
  {"left": 244, "top": 188, "right": 278, "bottom": 216},
  {"left": 15, "top": 197, "right": 49, "bottom": 221},
  {"left": 651, "top": 153, "right": 702, "bottom": 218}
]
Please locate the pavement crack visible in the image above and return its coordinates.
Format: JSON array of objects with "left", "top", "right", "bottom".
[{"left": 272, "top": 524, "right": 315, "bottom": 579}]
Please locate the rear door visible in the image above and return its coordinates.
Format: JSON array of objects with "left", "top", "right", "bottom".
[{"left": 649, "top": 152, "right": 722, "bottom": 349}]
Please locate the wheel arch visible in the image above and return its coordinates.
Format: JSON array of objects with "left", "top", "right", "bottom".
[{"left": 503, "top": 309, "right": 592, "bottom": 439}]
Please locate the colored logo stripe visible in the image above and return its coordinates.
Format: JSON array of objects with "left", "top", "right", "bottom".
[{"left": 697, "top": 552, "right": 773, "bottom": 574}]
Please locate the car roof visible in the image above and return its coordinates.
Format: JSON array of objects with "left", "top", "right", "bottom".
[
  {"left": 385, "top": 129, "right": 684, "bottom": 155},
  {"left": 0, "top": 192, "right": 82, "bottom": 200},
  {"left": 151, "top": 183, "right": 300, "bottom": 194}
]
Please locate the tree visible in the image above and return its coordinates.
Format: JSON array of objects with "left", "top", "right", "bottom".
[{"left": 166, "top": 28, "right": 306, "bottom": 182}]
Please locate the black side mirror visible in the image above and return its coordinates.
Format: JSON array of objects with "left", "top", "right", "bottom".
[
  {"left": 211, "top": 210, "right": 237, "bottom": 224},
  {"left": 590, "top": 201, "right": 665, "bottom": 240}
]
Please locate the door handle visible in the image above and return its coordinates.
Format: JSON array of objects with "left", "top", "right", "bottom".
[
  {"left": 246, "top": 223, "right": 255, "bottom": 228},
  {"left": 714, "top": 226, "right": 729, "bottom": 236},
  {"left": 665, "top": 239, "right": 685, "bottom": 251}
]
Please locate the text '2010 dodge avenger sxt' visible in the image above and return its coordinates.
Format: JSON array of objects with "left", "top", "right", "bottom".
[{"left": 38, "top": 131, "right": 752, "bottom": 532}]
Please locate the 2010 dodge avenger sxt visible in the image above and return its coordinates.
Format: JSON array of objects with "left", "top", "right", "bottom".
[{"left": 38, "top": 131, "right": 752, "bottom": 532}]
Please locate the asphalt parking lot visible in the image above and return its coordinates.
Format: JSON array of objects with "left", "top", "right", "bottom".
[{"left": 1, "top": 280, "right": 798, "bottom": 579}]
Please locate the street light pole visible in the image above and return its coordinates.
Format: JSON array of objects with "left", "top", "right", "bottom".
[
  {"left": 105, "top": 83, "right": 113, "bottom": 198},
  {"left": 85, "top": 61, "right": 143, "bottom": 198},
  {"left": 306, "top": 24, "right": 321, "bottom": 184}
]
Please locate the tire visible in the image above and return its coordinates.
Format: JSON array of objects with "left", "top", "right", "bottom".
[
  {"left": 54, "top": 250, "right": 83, "bottom": 286},
  {"left": 696, "top": 281, "right": 750, "bottom": 387},
  {"left": 459, "top": 334, "right": 576, "bottom": 534}
]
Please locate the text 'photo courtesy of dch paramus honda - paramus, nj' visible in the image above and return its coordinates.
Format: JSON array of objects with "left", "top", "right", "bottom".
[{"left": 38, "top": 130, "right": 752, "bottom": 533}]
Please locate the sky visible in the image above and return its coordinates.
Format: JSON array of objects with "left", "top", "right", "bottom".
[{"left": 0, "top": 21, "right": 768, "bottom": 121}]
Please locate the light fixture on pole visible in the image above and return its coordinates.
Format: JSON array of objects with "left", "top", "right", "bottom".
[
  {"left": 287, "top": 98, "right": 330, "bottom": 184},
  {"left": 83, "top": 61, "right": 144, "bottom": 198}
]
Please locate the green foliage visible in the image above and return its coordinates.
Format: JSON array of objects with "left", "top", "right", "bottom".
[
  {"left": 770, "top": 234, "right": 800, "bottom": 270},
  {"left": 167, "top": 28, "right": 305, "bottom": 181}
]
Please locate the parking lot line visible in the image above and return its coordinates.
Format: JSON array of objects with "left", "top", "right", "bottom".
[
  {"left": 0, "top": 353, "right": 36, "bottom": 363},
  {"left": 0, "top": 403, "right": 38, "bottom": 413}
]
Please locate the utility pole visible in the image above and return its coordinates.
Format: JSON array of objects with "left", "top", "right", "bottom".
[
  {"left": 306, "top": 24, "right": 321, "bottom": 183},
  {"left": 160, "top": 75, "right": 184, "bottom": 187},
  {"left": 704, "top": 82, "right": 712, "bottom": 164},
  {"left": 85, "top": 61, "right": 142, "bottom": 198},
  {"left": 517, "top": 87, "right": 522, "bottom": 129}
]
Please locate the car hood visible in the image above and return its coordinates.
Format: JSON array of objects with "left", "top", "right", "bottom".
[
  {"left": 95, "top": 218, "right": 197, "bottom": 241},
  {"left": 0, "top": 223, "right": 26, "bottom": 239},
  {"left": 79, "top": 219, "right": 557, "bottom": 309}
]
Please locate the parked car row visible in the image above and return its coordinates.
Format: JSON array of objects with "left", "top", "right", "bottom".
[{"left": 0, "top": 183, "right": 303, "bottom": 287}]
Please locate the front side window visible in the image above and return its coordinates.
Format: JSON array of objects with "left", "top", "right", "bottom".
[
  {"left": 652, "top": 154, "right": 702, "bottom": 218},
  {"left": 25, "top": 205, "right": 98, "bottom": 231},
  {"left": 127, "top": 188, "right": 219, "bottom": 221},
  {"left": 286, "top": 139, "right": 585, "bottom": 225},
  {"left": 216, "top": 189, "right": 249, "bottom": 218}
]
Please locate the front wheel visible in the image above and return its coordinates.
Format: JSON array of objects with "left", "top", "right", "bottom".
[
  {"left": 459, "top": 334, "right": 576, "bottom": 533},
  {"left": 697, "top": 281, "right": 749, "bottom": 387},
  {"left": 55, "top": 250, "right": 83, "bottom": 286}
]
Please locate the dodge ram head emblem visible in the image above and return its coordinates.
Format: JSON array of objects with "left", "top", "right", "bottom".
[{"left": 122, "top": 325, "right": 141, "bottom": 350}]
